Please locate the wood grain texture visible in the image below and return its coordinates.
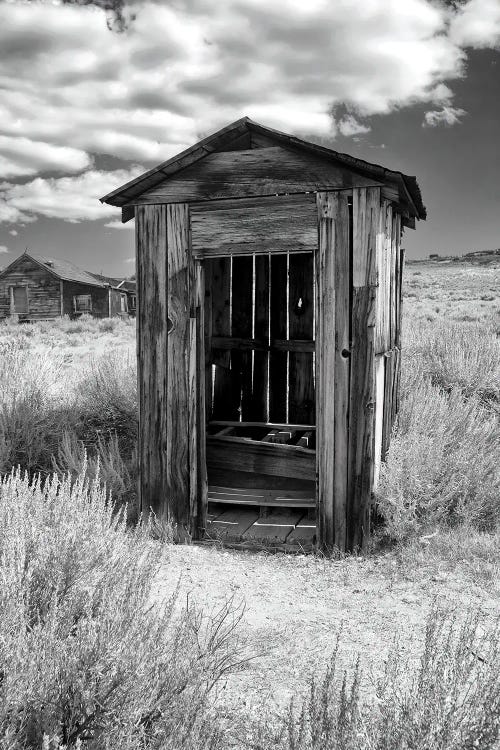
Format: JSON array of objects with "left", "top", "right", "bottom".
[
  {"left": 316, "top": 191, "right": 350, "bottom": 552},
  {"left": 166, "top": 203, "right": 191, "bottom": 538},
  {"left": 191, "top": 196, "right": 317, "bottom": 258},
  {"left": 131, "top": 145, "right": 380, "bottom": 205},
  {"left": 231, "top": 255, "right": 253, "bottom": 420},
  {"left": 210, "top": 258, "right": 233, "bottom": 419},
  {"left": 288, "top": 254, "right": 315, "bottom": 423},
  {"left": 373, "top": 354, "right": 386, "bottom": 491},
  {"left": 375, "top": 201, "right": 392, "bottom": 353},
  {"left": 206, "top": 435, "right": 316, "bottom": 481},
  {"left": 347, "top": 187, "right": 380, "bottom": 550},
  {"left": 269, "top": 254, "right": 288, "bottom": 422},
  {"left": 136, "top": 205, "right": 169, "bottom": 522},
  {"left": 251, "top": 254, "right": 270, "bottom": 420}
]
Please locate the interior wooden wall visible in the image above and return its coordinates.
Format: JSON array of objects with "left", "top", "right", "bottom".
[{"left": 203, "top": 251, "right": 315, "bottom": 426}]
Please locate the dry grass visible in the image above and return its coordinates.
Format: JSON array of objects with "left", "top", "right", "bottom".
[
  {"left": 0, "top": 469, "right": 247, "bottom": 750},
  {"left": 251, "top": 608, "right": 500, "bottom": 750},
  {"left": 0, "top": 269, "right": 499, "bottom": 748}
]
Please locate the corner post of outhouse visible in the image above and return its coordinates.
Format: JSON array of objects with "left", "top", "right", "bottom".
[
  {"left": 347, "top": 187, "right": 380, "bottom": 550},
  {"left": 316, "top": 190, "right": 350, "bottom": 552},
  {"left": 135, "top": 202, "right": 206, "bottom": 539}
]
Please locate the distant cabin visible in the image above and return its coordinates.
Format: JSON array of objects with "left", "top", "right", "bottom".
[
  {"left": 0, "top": 253, "right": 130, "bottom": 321},
  {"left": 116, "top": 279, "right": 137, "bottom": 316}
]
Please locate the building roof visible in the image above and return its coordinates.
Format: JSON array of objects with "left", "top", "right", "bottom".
[
  {"left": 100, "top": 116, "right": 426, "bottom": 221},
  {"left": 117, "top": 279, "right": 136, "bottom": 292},
  {"left": 0, "top": 252, "right": 124, "bottom": 289}
]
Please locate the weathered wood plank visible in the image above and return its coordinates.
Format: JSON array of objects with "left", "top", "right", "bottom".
[
  {"left": 231, "top": 256, "right": 253, "bottom": 420},
  {"left": 347, "top": 187, "right": 379, "bottom": 550},
  {"left": 191, "top": 197, "right": 317, "bottom": 258},
  {"left": 206, "top": 436, "right": 316, "bottom": 481},
  {"left": 208, "top": 486, "right": 315, "bottom": 508},
  {"left": 372, "top": 354, "right": 386, "bottom": 491},
  {"left": 286, "top": 516, "right": 317, "bottom": 548},
  {"left": 375, "top": 201, "right": 391, "bottom": 353},
  {"left": 210, "top": 336, "right": 314, "bottom": 352},
  {"left": 316, "top": 191, "right": 350, "bottom": 551},
  {"left": 250, "top": 254, "right": 270, "bottom": 420},
  {"left": 194, "top": 261, "right": 207, "bottom": 536},
  {"left": 132, "top": 146, "right": 382, "bottom": 205},
  {"left": 208, "top": 508, "right": 259, "bottom": 543},
  {"left": 242, "top": 510, "right": 304, "bottom": 545},
  {"left": 166, "top": 203, "right": 191, "bottom": 538},
  {"left": 288, "top": 254, "right": 315, "bottom": 424},
  {"left": 269, "top": 254, "right": 288, "bottom": 422},
  {"left": 136, "top": 205, "right": 169, "bottom": 521},
  {"left": 210, "top": 257, "right": 233, "bottom": 419}
]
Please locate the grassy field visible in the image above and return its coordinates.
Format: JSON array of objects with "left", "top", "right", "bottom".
[{"left": 0, "top": 258, "right": 499, "bottom": 748}]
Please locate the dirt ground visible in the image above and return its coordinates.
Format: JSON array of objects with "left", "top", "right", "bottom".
[{"left": 153, "top": 541, "right": 500, "bottom": 728}]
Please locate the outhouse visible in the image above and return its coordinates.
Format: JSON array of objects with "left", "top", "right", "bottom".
[{"left": 101, "top": 117, "right": 425, "bottom": 551}]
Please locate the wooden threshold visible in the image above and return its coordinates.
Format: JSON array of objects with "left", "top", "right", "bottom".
[{"left": 208, "top": 486, "right": 315, "bottom": 508}]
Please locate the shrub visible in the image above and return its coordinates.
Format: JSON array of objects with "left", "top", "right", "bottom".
[
  {"left": 254, "top": 608, "right": 500, "bottom": 750},
  {"left": 377, "top": 375, "right": 499, "bottom": 539},
  {"left": 0, "top": 469, "right": 244, "bottom": 749},
  {"left": 53, "top": 431, "right": 138, "bottom": 520}
]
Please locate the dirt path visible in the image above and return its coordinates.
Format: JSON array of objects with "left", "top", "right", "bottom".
[{"left": 152, "top": 543, "right": 499, "bottom": 726}]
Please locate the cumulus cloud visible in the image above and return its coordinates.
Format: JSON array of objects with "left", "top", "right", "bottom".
[
  {"left": 338, "top": 115, "right": 371, "bottom": 137},
  {"left": 0, "top": 0, "right": 497, "bottom": 229},
  {"left": 0, "top": 135, "right": 91, "bottom": 178},
  {"left": 423, "top": 105, "right": 467, "bottom": 127},
  {"left": 9, "top": 229, "right": 18, "bottom": 236},
  {"left": 104, "top": 220, "right": 135, "bottom": 230},
  {"left": 0, "top": 245, "right": 9, "bottom": 254},
  {"left": 449, "top": 0, "right": 500, "bottom": 49},
  {"left": 0, "top": 167, "right": 143, "bottom": 225},
  {"left": 0, "top": 0, "right": 488, "bottom": 171}
]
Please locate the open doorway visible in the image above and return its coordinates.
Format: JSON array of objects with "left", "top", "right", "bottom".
[{"left": 203, "top": 252, "right": 316, "bottom": 543}]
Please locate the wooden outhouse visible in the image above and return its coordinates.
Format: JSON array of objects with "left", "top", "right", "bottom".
[{"left": 101, "top": 117, "right": 425, "bottom": 551}]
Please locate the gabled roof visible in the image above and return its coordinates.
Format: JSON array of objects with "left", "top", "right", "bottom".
[
  {"left": 0, "top": 252, "right": 122, "bottom": 289},
  {"left": 100, "top": 116, "right": 426, "bottom": 220},
  {"left": 89, "top": 271, "right": 123, "bottom": 287},
  {"left": 117, "top": 279, "right": 136, "bottom": 292}
]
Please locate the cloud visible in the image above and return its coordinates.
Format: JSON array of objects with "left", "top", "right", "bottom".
[
  {"left": 423, "top": 106, "right": 467, "bottom": 127},
  {"left": 449, "top": 0, "right": 500, "bottom": 49},
  {"left": 338, "top": 115, "right": 371, "bottom": 137},
  {"left": 124, "top": 257, "right": 136, "bottom": 264},
  {"left": 0, "top": 135, "right": 91, "bottom": 178},
  {"left": 0, "top": 245, "right": 9, "bottom": 254},
  {"left": 104, "top": 220, "right": 135, "bottom": 230},
  {"left": 0, "top": 167, "right": 143, "bottom": 225},
  {"left": 9, "top": 229, "right": 18, "bottom": 236},
  {"left": 0, "top": 0, "right": 496, "bottom": 187}
]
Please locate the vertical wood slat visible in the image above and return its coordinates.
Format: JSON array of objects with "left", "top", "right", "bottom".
[
  {"left": 136, "top": 205, "right": 168, "bottom": 522},
  {"left": 347, "top": 187, "right": 380, "bottom": 550},
  {"left": 211, "top": 258, "right": 232, "bottom": 419},
  {"left": 166, "top": 203, "right": 191, "bottom": 537},
  {"left": 373, "top": 353, "right": 386, "bottom": 490},
  {"left": 203, "top": 260, "right": 213, "bottom": 421},
  {"left": 231, "top": 256, "right": 253, "bottom": 419},
  {"left": 193, "top": 262, "right": 207, "bottom": 535},
  {"left": 288, "top": 254, "right": 315, "bottom": 424},
  {"left": 316, "top": 191, "right": 350, "bottom": 551},
  {"left": 269, "top": 254, "right": 288, "bottom": 422},
  {"left": 250, "top": 254, "right": 270, "bottom": 420}
]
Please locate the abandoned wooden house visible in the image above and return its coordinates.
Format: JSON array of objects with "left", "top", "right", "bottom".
[
  {"left": 117, "top": 279, "right": 137, "bottom": 316},
  {"left": 0, "top": 252, "right": 130, "bottom": 321},
  {"left": 101, "top": 116, "right": 426, "bottom": 552}
]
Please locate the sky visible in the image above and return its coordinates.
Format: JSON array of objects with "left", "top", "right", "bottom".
[{"left": 0, "top": 0, "right": 499, "bottom": 276}]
